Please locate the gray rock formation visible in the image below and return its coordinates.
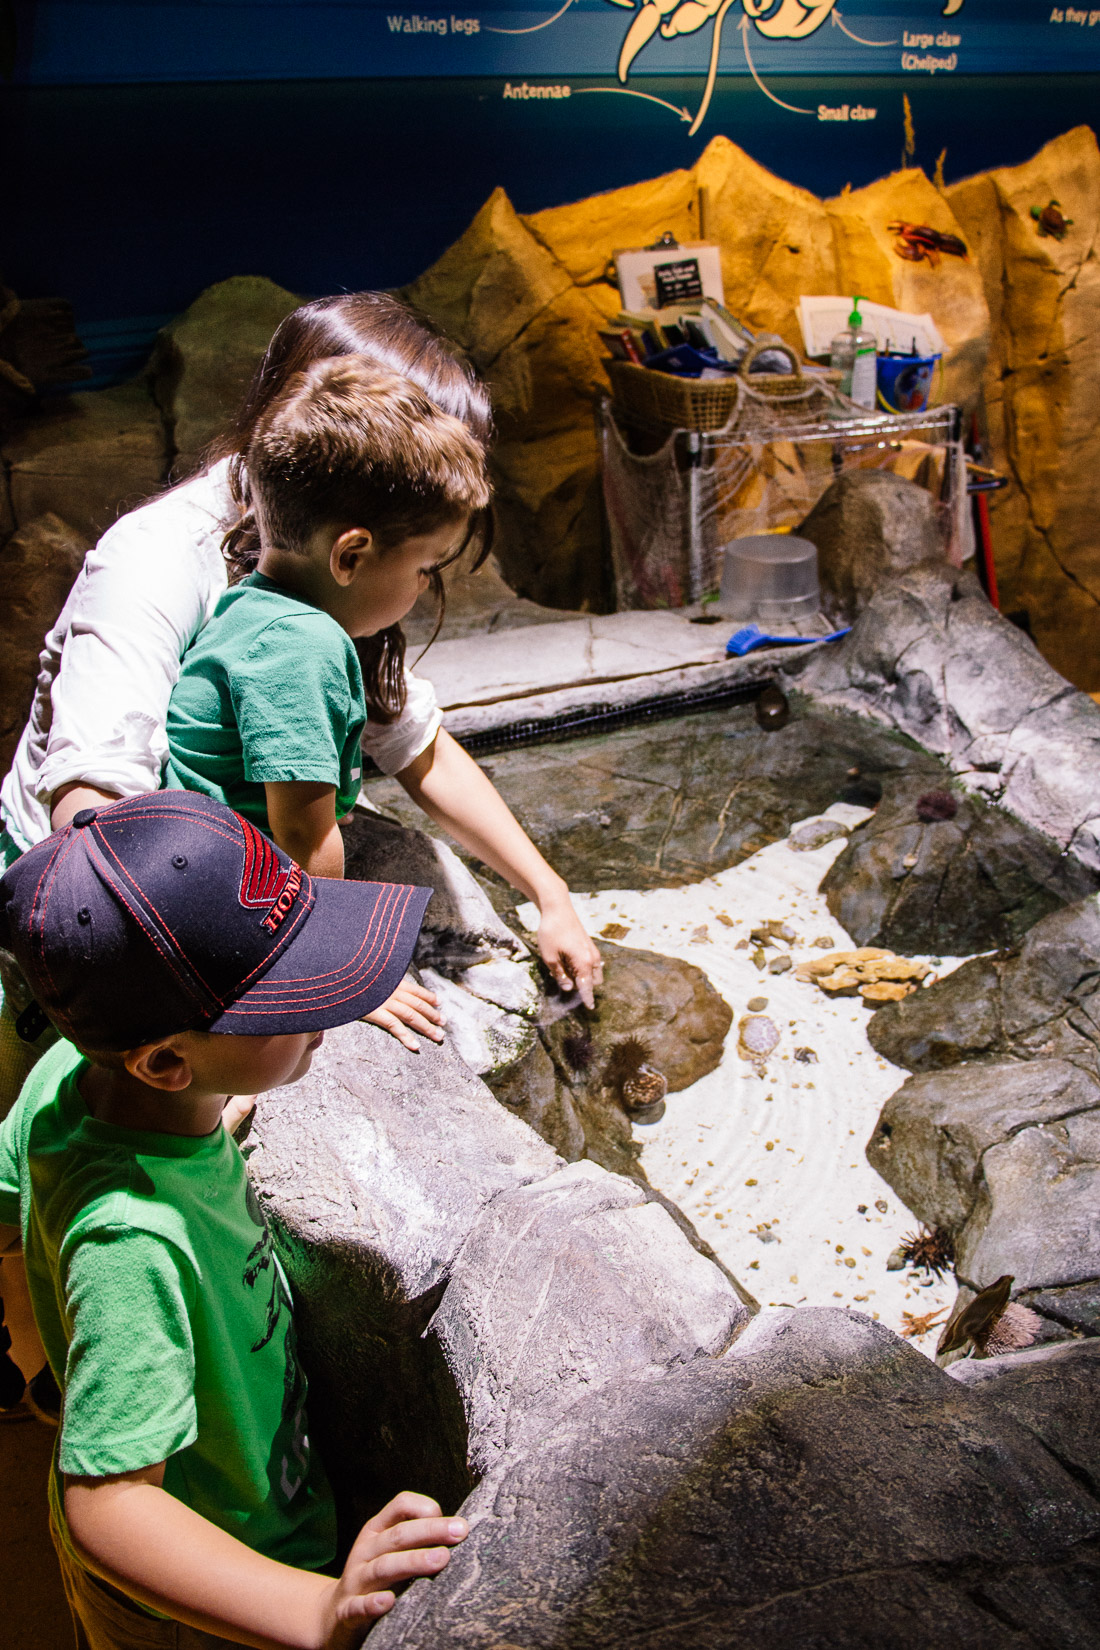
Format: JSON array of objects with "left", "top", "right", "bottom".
[
  {"left": 797, "top": 470, "right": 945, "bottom": 621},
  {"left": 341, "top": 806, "right": 542, "bottom": 1081},
  {"left": 342, "top": 807, "right": 527, "bottom": 973},
  {"left": 788, "top": 563, "right": 1100, "bottom": 873},
  {"left": 863, "top": 896, "right": 1100, "bottom": 1338},
  {"left": 367, "top": 1308, "right": 1100, "bottom": 1649},
  {"left": 867, "top": 893, "right": 1100, "bottom": 1077},
  {"left": 250, "top": 1028, "right": 1100, "bottom": 1646},
  {"left": 247, "top": 1020, "right": 749, "bottom": 1530},
  {"left": 1016, "top": 1281, "right": 1100, "bottom": 1341},
  {"left": 428, "top": 1158, "right": 741, "bottom": 1475},
  {"left": 960, "top": 1110, "right": 1100, "bottom": 1295},
  {"left": 820, "top": 772, "right": 1097, "bottom": 955},
  {"left": 867, "top": 1057, "right": 1100, "bottom": 1234},
  {"left": 948, "top": 1339, "right": 1100, "bottom": 1492}
]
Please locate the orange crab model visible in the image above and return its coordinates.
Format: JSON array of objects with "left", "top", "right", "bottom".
[{"left": 888, "top": 221, "right": 969, "bottom": 267}]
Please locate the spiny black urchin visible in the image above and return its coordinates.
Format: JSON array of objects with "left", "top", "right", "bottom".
[
  {"left": 899, "top": 1225, "right": 955, "bottom": 1279},
  {"left": 916, "top": 789, "right": 959, "bottom": 823},
  {"left": 562, "top": 1032, "right": 595, "bottom": 1073},
  {"left": 605, "top": 1037, "right": 668, "bottom": 1119},
  {"left": 604, "top": 1036, "right": 653, "bottom": 1086}
]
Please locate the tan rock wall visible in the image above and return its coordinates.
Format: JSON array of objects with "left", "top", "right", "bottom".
[
  {"left": 402, "top": 189, "right": 613, "bottom": 610},
  {"left": 149, "top": 274, "right": 301, "bottom": 475},
  {"left": 696, "top": 137, "right": 838, "bottom": 349},
  {"left": 948, "top": 126, "right": 1100, "bottom": 691},
  {"left": 0, "top": 134, "right": 1095, "bottom": 706},
  {"left": 405, "top": 136, "right": 992, "bottom": 623},
  {"left": 827, "top": 168, "right": 989, "bottom": 411}
]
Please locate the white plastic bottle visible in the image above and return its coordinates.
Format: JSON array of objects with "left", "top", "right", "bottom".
[{"left": 830, "top": 296, "right": 877, "bottom": 409}]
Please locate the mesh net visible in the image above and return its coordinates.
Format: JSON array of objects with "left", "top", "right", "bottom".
[{"left": 599, "top": 381, "right": 967, "bottom": 611}]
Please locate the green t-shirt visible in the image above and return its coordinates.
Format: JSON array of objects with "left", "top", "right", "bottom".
[
  {"left": 165, "top": 572, "right": 366, "bottom": 830},
  {"left": 0, "top": 1039, "right": 336, "bottom": 1573}
]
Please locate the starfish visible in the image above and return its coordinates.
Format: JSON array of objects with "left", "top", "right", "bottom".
[{"left": 901, "top": 1306, "right": 948, "bottom": 1340}]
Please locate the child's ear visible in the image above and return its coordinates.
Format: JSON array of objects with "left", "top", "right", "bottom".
[
  {"left": 330, "top": 528, "right": 374, "bottom": 587},
  {"left": 124, "top": 1039, "right": 194, "bottom": 1093}
]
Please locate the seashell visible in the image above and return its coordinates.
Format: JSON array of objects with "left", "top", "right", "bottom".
[{"left": 738, "top": 1014, "right": 780, "bottom": 1062}]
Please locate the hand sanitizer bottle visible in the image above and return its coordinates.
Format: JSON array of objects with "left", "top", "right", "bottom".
[{"left": 830, "top": 296, "right": 877, "bottom": 409}]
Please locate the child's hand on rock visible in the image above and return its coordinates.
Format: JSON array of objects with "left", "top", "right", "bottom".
[
  {"left": 220, "top": 1094, "right": 257, "bottom": 1137},
  {"left": 321, "top": 1492, "right": 467, "bottom": 1648},
  {"left": 362, "top": 976, "right": 444, "bottom": 1051}
]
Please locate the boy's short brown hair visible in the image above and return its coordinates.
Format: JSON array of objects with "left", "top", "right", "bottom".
[{"left": 247, "top": 356, "right": 492, "bottom": 554}]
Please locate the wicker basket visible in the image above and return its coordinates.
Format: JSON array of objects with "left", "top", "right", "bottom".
[{"left": 607, "top": 339, "right": 839, "bottom": 434}]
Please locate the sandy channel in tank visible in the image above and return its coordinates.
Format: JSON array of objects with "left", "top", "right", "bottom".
[{"left": 520, "top": 801, "right": 975, "bottom": 1358}]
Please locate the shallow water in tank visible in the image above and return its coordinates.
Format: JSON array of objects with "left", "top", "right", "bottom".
[
  {"left": 366, "top": 699, "right": 1093, "bottom": 1356},
  {"left": 518, "top": 814, "right": 965, "bottom": 1353}
]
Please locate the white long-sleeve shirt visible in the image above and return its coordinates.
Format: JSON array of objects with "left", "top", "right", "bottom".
[{"left": 1, "top": 461, "right": 442, "bottom": 850}]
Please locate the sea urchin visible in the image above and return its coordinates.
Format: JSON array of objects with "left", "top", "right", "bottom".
[
  {"left": 916, "top": 789, "right": 959, "bottom": 823},
  {"left": 899, "top": 1225, "right": 955, "bottom": 1279}
]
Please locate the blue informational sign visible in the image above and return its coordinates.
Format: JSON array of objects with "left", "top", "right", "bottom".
[
  {"left": 4, "top": 2, "right": 1098, "bottom": 334},
  {"left": 14, "top": 2, "right": 1100, "bottom": 92}
]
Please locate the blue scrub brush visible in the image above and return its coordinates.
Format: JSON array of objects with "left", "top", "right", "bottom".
[{"left": 726, "top": 624, "right": 851, "bottom": 657}]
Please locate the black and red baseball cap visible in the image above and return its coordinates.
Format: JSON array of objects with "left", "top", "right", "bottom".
[{"left": 0, "top": 791, "right": 432, "bottom": 1050}]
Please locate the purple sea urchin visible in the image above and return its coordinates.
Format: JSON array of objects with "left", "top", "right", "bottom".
[
  {"left": 916, "top": 790, "right": 959, "bottom": 823},
  {"left": 981, "top": 1302, "right": 1042, "bottom": 1357}
]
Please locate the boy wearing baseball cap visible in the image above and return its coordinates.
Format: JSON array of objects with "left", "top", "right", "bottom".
[{"left": 0, "top": 791, "right": 467, "bottom": 1650}]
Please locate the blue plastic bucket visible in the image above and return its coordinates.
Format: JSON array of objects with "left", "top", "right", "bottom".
[{"left": 876, "top": 353, "right": 940, "bottom": 413}]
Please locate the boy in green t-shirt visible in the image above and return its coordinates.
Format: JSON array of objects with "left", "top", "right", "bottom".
[
  {"left": 0, "top": 790, "right": 467, "bottom": 1650},
  {"left": 165, "top": 357, "right": 491, "bottom": 882}
]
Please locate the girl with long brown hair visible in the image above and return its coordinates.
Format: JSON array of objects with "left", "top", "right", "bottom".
[{"left": 2, "top": 294, "right": 602, "bottom": 1054}]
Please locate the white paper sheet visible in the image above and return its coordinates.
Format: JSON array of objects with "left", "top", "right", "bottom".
[{"left": 799, "top": 295, "right": 945, "bottom": 359}]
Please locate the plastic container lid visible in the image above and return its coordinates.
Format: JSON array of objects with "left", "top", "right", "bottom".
[{"left": 719, "top": 534, "right": 820, "bottom": 623}]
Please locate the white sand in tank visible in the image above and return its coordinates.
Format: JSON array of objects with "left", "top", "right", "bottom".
[{"left": 519, "top": 804, "right": 974, "bottom": 1358}]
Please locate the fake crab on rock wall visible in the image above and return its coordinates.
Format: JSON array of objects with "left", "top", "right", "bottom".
[{"left": 888, "top": 222, "right": 969, "bottom": 266}]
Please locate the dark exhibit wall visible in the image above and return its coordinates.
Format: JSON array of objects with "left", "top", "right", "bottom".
[{"left": 3, "top": 0, "right": 1100, "bottom": 334}]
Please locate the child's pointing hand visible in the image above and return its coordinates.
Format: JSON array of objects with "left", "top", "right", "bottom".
[
  {"left": 322, "top": 1492, "right": 467, "bottom": 1647},
  {"left": 538, "top": 898, "right": 604, "bottom": 1011}
]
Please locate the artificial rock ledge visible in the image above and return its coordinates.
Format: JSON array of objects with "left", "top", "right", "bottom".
[
  {"left": 247, "top": 1021, "right": 1100, "bottom": 1650},
  {"left": 242, "top": 566, "right": 1100, "bottom": 1638},
  {"left": 783, "top": 562, "right": 1100, "bottom": 1349}
]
